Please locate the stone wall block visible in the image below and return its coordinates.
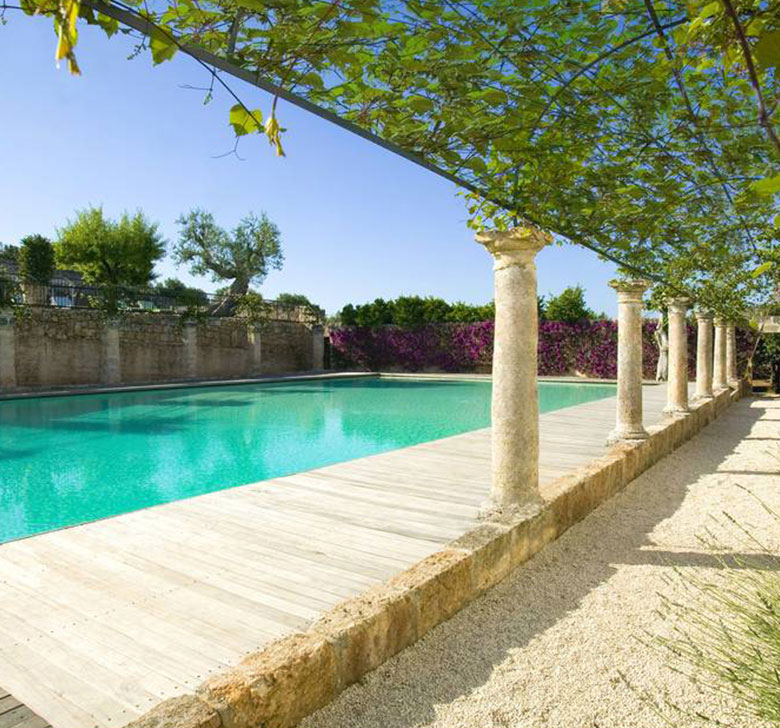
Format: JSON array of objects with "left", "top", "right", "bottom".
[
  {"left": 198, "top": 633, "right": 335, "bottom": 728},
  {"left": 450, "top": 522, "right": 515, "bottom": 594},
  {"left": 124, "top": 695, "right": 221, "bottom": 728},
  {"left": 387, "top": 549, "right": 473, "bottom": 639},
  {"left": 311, "top": 583, "right": 417, "bottom": 691}
]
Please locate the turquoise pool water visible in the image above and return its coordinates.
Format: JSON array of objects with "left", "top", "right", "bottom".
[{"left": 0, "top": 377, "right": 616, "bottom": 543}]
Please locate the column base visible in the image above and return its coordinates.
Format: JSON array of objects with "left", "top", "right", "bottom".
[
  {"left": 607, "top": 427, "right": 649, "bottom": 446},
  {"left": 692, "top": 393, "right": 713, "bottom": 403},
  {"left": 662, "top": 405, "right": 690, "bottom": 418},
  {"left": 479, "top": 496, "right": 544, "bottom": 522}
]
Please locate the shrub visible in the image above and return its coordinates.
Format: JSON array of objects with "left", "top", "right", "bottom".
[{"left": 330, "top": 319, "right": 756, "bottom": 377}]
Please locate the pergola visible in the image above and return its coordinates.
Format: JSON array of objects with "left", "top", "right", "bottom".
[{"left": 10, "top": 0, "right": 779, "bottom": 507}]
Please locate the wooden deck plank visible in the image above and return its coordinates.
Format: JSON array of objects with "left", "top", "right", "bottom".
[{"left": 0, "top": 382, "right": 674, "bottom": 728}]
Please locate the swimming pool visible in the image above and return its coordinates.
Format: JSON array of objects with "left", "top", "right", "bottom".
[{"left": 0, "top": 377, "right": 616, "bottom": 543}]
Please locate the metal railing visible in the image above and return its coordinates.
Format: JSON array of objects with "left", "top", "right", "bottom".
[{"left": 0, "top": 279, "right": 323, "bottom": 323}]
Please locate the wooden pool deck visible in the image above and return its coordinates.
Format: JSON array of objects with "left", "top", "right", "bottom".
[
  {"left": 0, "top": 382, "right": 670, "bottom": 728},
  {"left": 0, "top": 688, "right": 51, "bottom": 728}
]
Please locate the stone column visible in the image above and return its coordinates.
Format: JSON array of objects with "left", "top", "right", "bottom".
[
  {"left": 476, "top": 225, "right": 551, "bottom": 508},
  {"left": 713, "top": 316, "right": 728, "bottom": 392},
  {"left": 694, "top": 310, "right": 714, "bottom": 401},
  {"left": 248, "top": 323, "right": 263, "bottom": 376},
  {"left": 607, "top": 279, "right": 651, "bottom": 444},
  {"left": 311, "top": 324, "right": 325, "bottom": 370},
  {"left": 183, "top": 320, "right": 198, "bottom": 379},
  {"left": 664, "top": 297, "right": 690, "bottom": 416},
  {"left": 726, "top": 320, "right": 738, "bottom": 386},
  {"left": 102, "top": 317, "right": 121, "bottom": 385},
  {"left": 0, "top": 309, "right": 16, "bottom": 388}
]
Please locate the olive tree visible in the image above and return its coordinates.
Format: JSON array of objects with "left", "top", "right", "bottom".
[{"left": 174, "top": 209, "right": 284, "bottom": 314}]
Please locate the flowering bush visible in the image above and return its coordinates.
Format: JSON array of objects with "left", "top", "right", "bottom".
[{"left": 330, "top": 320, "right": 755, "bottom": 379}]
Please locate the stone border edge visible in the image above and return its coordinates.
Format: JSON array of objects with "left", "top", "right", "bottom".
[{"left": 126, "top": 381, "right": 749, "bottom": 728}]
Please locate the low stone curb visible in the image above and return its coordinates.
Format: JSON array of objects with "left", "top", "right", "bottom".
[{"left": 125, "top": 382, "right": 748, "bottom": 728}]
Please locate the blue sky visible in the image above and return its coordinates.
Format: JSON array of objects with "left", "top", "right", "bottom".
[{"left": 0, "top": 16, "right": 618, "bottom": 316}]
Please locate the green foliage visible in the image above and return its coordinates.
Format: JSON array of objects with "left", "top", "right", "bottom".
[
  {"left": 337, "top": 296, "right": 494, "bottom": 327},
  {"left": 544, "top": 285, "right": 597, "bottom": 323},
  {"left": 537, "top": 295, "right": 547, "bottom": 322},
  {"left": 0, "top": 245, "right": 20, "bottom": 266},
  {"left": 55, "top": 206, "right": 165, "bottom": 286},
  {"left": 235, "top": 291, "right": 269, "bottom": 326},
  {"left": 17, "top": 0, "right": 780, "bottom": 316},
  {"left": 151, "top": 277, "right": 208, "bottom": 307},
  {"left": 337, "top": 290, "right": 593, "bottom": 328},
  {"left": 174, "top": 209, "right": 284, "bottom": 298},
  {"left": 275, "top": 292, "right": 325, "bottom": 319},
  {"left": 18, "top": 235, "right": 55, "bottom": 284}
]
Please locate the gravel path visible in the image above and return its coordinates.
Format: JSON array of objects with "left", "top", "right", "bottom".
[{"left": 302, "top": 396, "right": 780, "bottom": 728}]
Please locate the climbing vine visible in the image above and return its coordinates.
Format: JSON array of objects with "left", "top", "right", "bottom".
[{"left": 7, "top": 0, "right": 780, "bottom": 313}]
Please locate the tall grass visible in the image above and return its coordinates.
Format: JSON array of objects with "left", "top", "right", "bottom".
[{"left": 642, "top": 483, "right": 780, "bottom": 726}]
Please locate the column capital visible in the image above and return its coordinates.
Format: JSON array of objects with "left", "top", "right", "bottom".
[
  {"left": 609, "top": 278, "right": 651, "bottom": 303},
  {"left": 694, "top": 308, "right": 714, "bottom": 323},
  {"left": 713, "top": 315, "right": 727, "bottom": 327},
  {"left": 665, "top": 296, "right": 690, "bottom": 314},
  {"left": 475, "top": 226, "right": 552, "bottom": 271}
]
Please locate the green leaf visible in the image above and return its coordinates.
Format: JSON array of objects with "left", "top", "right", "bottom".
[
  {"left": 754, "top": 30, "right": 780, "bottom": 69},
  {"left": 750, "top": 174, "right": 780, "bottom": 196},
  {"left": 698, "top": 2, "right": 720, "bottom": 19},
  {"left": 149, "top": 28, "right": 177, "bottom": 65},
  {"left": 752, "top": 261, "right": 773, "bottom": 277},
  {"left": 229, "top": 104, "right": 263, "bottom": 136},
  {"left": 407, "top": 95, "right": 434, "bottom": 113},
  {"left": 96, "top": 13, "right": 119, "bottom": 37}
]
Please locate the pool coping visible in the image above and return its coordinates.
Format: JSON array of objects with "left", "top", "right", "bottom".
[
  {"left": 0, "top": 370, "right": 656, "bottom": 403},
  {"left": 0, "top": 371, "right": 376, "bottom": 401},
  {"left": 124, "top": 382, "right": 750, "bottom": 728}
]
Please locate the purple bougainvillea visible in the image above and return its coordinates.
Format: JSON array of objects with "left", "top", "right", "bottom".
[{"left": 330, "top": 321, "right": 755, "bottom": 379}]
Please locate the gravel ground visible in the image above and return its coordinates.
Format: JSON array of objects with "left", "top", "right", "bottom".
[{"left": 302, "top": 396, "right": 780, "bottom": 728}]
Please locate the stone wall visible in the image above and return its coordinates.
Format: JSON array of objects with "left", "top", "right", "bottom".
[{"left": 0, "top": 308, "right": 324, "bottom": 390}]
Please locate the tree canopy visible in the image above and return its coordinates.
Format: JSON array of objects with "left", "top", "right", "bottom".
[
  {"left": 174, "top": 209, "right": 284, "bottom": 305},
  {"left": 545, "top": 286, "right": 598, "bottom": 324},
  {"left": 12, "top": 0, "right": 780, "bottom": 315},
  {"left": 56, "top": 206, "right": 165, "bottom": 286},
  {"left": 18, "top": 235, "right": 55, "bottom": 284}
]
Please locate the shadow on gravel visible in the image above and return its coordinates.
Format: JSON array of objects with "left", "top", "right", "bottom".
[{"left": 302, "top": 397, "right": 774, "bottom": 728}]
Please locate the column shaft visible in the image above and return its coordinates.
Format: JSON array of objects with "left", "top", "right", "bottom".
[
  {"left": 694, "top": 311, "right": 714, "bottom": 400},
  {"left": 664, "top": 298, "right": 690, "bottom": 415},
  {"left": 713, "top": 317, "right": 728, "bottom": 391},
  {"left": 726, "top": 321, "right": 738, "bottom": 386},
  {"left": 608, "top": 280, "right": 650, "bottom": 443},
  {"left": 476, "top": 226, "right": 551, "bottom": 507}
]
